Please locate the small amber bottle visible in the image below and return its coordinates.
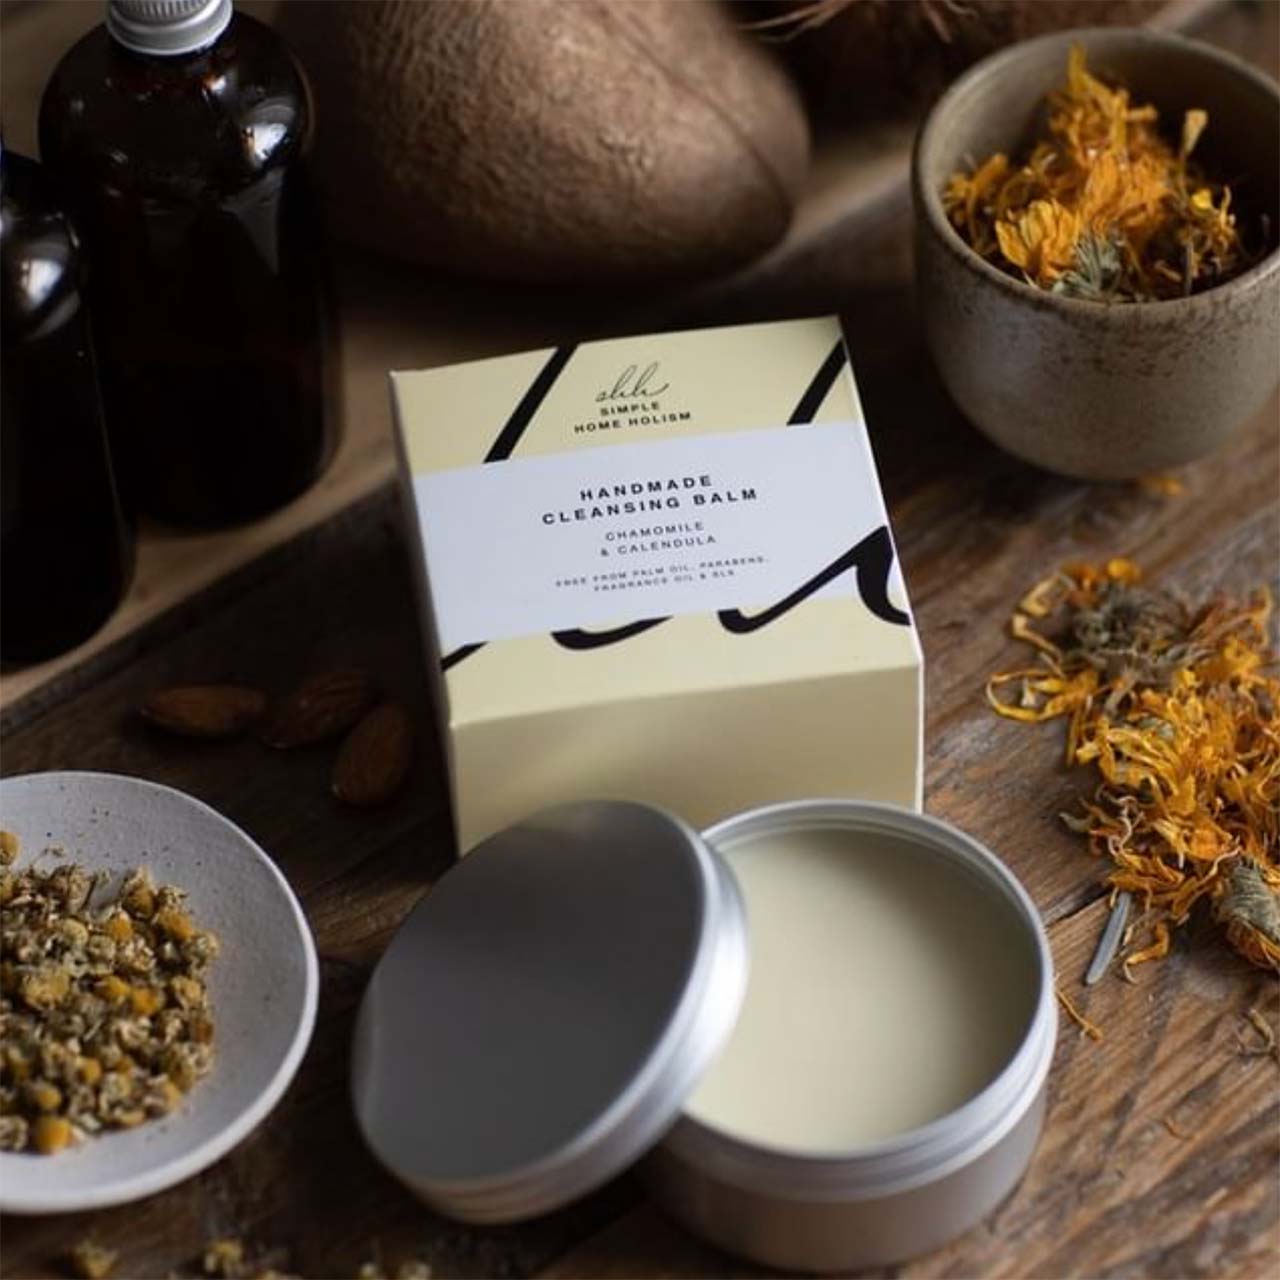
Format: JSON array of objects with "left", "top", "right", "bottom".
[
  {"left": 39, "top": 0, "right": 332, "bottom": 527},
  {"left": 1, "top": 147, "right": 133, "bottom": 665}
]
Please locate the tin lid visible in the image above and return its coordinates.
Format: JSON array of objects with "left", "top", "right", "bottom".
[{"left": 351, "top": 800, "right": 748, "bottom": 1223}]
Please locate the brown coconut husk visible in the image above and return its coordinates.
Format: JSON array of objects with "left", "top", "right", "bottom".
[{"left": 742, "top": 0, "right": 1167, "bottom": 130}]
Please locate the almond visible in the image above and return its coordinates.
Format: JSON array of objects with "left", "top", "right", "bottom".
[
  {"left": 139, "top": 685, "right": 266, "bottom": 739},
  {"left": 331, "top": 703, "right": 413, "bottom": 808},
  {"left": 261, "top": 668, "right": 372, "bottom": 749}
]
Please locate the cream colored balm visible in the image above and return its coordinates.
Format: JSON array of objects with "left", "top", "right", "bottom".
[{"left": 686, "top": 826, "right": 1039, "bottom": 1151}]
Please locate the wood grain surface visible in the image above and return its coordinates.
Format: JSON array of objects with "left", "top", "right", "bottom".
[{"left": 2, "top": 2, "right": 1279, "bottom": 1277}]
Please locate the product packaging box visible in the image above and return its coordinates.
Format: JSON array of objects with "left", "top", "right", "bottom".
[{"left": 392, "top": 317, "right": 923, "bottom": 851}]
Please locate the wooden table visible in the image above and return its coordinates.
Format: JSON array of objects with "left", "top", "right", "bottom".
[{"left": 3, "top": 4, "right": 1278, "bottom": 1277}]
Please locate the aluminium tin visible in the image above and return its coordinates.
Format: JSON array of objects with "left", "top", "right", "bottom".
[{"left": 646, "top": 799, "right": 1057, "bottom": 1273}]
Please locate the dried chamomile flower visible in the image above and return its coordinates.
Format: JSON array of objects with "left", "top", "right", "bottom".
[
  {"left": 203, "top": 1238, "right": 246, "bottom": 1278},
  {"left": 0, "top": 859, "right": 217, "bottom": 1153},
  {"left": 0, "top": 1115, "right": 30, "bottom": 1151},
  {"left": 355, "top": 1263, "right": 432, "bottom": 1280},
  {"left": 67, "top": 1240, "right": 119, "bottom": 1279},
  {"left": 988, "top": 559, "right": 1279, "bottom": 971}
]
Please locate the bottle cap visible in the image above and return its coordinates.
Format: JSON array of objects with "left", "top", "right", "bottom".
[{"left": 106, "top": 0, "right": 233, "bottom": 57}]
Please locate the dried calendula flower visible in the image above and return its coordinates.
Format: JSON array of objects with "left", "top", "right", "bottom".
[
  {"left": 1137, "top": 473, "right": 1187, "bottom": 498},
  {"left": 67, "top": 1240, "right": 119, "bottom": 1279},
  {"left": 988, "top": 559, "right": 1279, "bottom": 972},
  {"left": 394, "top": 1263, "right": 433, "bottom": 1280},
  {"left": 0, "top": 861, "right": 217, "bottom": 1153},
  {"left": 1056, "top": 988, "right": 1103, "bottom": 1041},
  {"left": 204, "top": 1238, "right": 246, "bottom": 1279},
  {"left": 1, "top": 830, "right": 20, "bottom": 866},
  {"left": 946, "top": 46, "right": 1251, "bottom": 301},
  {"left": 355, "top": 1264, "right": 433, "bottom": 1280}
]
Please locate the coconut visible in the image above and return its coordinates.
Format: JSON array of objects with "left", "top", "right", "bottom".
[
  {"left": 752, "top": 0, "right": 1166, "bottom": 127},
  {"left": 278, "top": 0, "right": 811, "bottom": 283}
]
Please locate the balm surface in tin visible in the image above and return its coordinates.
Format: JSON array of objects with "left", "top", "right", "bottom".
[
  {"left": 650, "top": 800, "right": 1057, "bottom": 1272},
  {"left": 683, "top": 822, "right": 1039, "bottom": 1150}
]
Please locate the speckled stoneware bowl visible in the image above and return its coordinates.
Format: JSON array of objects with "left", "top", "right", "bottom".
[
  {"left": 0, "top": 772, "right": 318, "bottom": 1213},
  {"left": 913, "top": 28, "right": 1280, "bottom": 480}
]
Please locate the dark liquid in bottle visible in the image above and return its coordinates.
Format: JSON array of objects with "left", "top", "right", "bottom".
[
  {"left": 1, "top": 149, "right": 133, "bottom": 665},
  {"left": 39, "top": 13, "right": 332, "bottom": 528}
]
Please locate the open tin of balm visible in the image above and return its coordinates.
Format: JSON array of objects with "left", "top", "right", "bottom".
[{"left": 352, "top": 800, "right": 1055, "bottom": 1272}]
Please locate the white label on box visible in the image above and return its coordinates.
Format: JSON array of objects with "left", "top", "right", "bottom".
[{"left": 412, "top": 422, "right": 890, "bottom": 653}]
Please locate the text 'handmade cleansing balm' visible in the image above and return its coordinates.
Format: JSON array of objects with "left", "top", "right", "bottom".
[{"left": 391, "top": 317, "right": 923, "bottom": 850}]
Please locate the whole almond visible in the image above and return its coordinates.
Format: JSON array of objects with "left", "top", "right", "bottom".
[
  {"left": 140, "top": 685, "right": 266, "bottom": 738},
  {"left": 331, "top": 703, "right": 414, "bottom": 807},
  {"left": 261, "top": 668, "right": 372, "bottom": 749}
]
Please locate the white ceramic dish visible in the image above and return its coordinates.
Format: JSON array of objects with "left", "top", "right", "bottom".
[{"left": 0, "top": 771, "right": 319, "bottom": 1213}]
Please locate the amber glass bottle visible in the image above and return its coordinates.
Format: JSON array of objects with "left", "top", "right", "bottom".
[
  {"left": 1, "top": 147, "right": 133, "bottom": 665},
  {"left": 39, "top": 0, "right": 331, "bottom": 527}
]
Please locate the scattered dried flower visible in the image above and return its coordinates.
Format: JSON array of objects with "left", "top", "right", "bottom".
[
  {"left": 66, "top": 1241, "right": 119, "bottom": 1279},
  {"left": 989, "top": 559, "right": 1279, "bottom": 971},
  {"left": 1137, "top": 473, "right": 1187, "bottom": 498},
  {"left": 354, "top": 1263, "right": 432, "bottom": 1280},
  {"left": 394, "top": 1265, "right": 432, "bottom": 1280},
  {"left": 1056, "top": 988, "right": 1104, "bottom": 1041},
  {"left": 204, "top": 1238, "right": 246, "bottom": 1279}
]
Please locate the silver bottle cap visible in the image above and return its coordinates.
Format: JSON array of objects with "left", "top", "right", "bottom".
[{"left": 106, "top": 0, "right": 233, "bottom": 57}]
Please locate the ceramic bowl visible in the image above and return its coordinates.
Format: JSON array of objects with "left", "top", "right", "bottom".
[
  {"left": 0, "top": 772, "right": 318, "bottom": 1213},
  {"left": 913, "top": 28, "right": 1280, "bottom": 480}
]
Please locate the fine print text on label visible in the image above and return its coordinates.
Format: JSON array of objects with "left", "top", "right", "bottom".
[{"left": 413, "top": 422, "right": 892, "bottom": 652}]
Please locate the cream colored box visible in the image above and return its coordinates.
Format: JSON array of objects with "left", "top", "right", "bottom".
[{"left": 391, "top": 317, "right": 922, "bottom": 851}]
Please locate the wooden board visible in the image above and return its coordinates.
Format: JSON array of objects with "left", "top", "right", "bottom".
[{"left": 0, "top": 0, "right": 1234, "bottom": 721}]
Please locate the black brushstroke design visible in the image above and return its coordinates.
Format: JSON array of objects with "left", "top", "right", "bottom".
[
  {"left": 718, "top": 525, "right": 909, "bottom": 631},
  {"left": 549, "top": 525, "right": 907, "bottom": 653},
  {"left": 551, "top": 618, "right": 670, "bottom": 650},
  {"left": 483, "top": 344, "right": 577, "bottom": 463},
  {"left": 786, "top": 339, "right": 847, "bottom": 425},
  {"left": 442, "top": 643, "right": 485, "bottom": 671},
  {"left": 441, "top": 346, "right": 578, "bottom": 668}
]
